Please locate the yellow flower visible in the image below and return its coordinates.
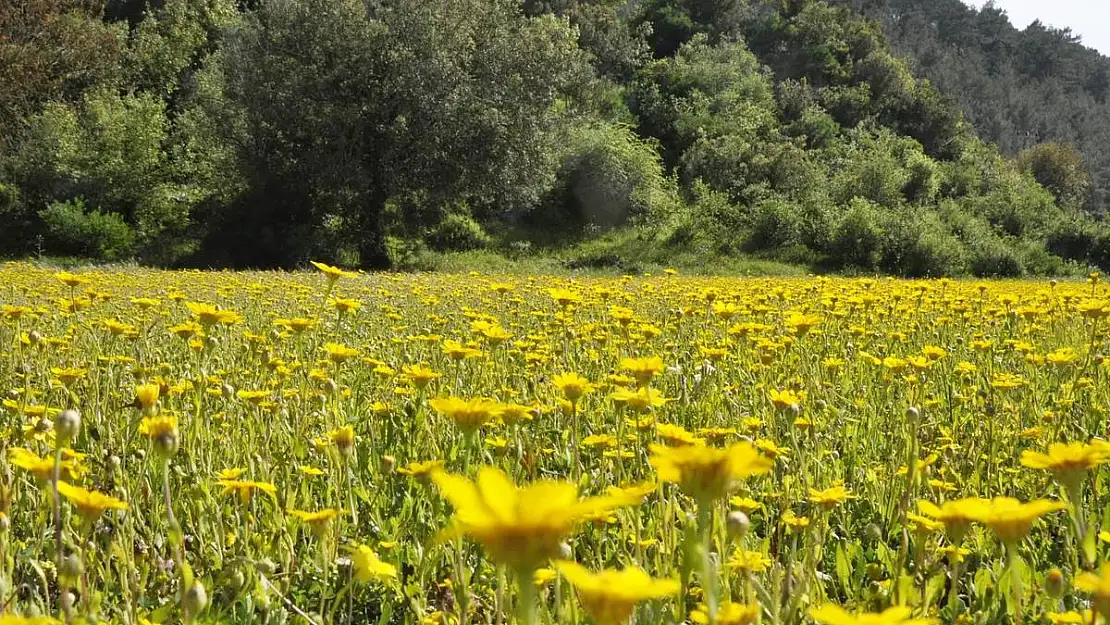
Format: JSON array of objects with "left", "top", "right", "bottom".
[
  {"left": 217, "top": 468, "right": 246, "bottom": 480},
  {"left": 548, "top": 288, "right": 583, "bottom": 308},
  {"left": 782, "top": 510, "right": 810, "bottom": 530},
  {"left": 350, "top": 544, "right": 396, "bottom": 582},
  {"left": 555, "top": 560, "right": 678, "bottom": 625},
  {"left": 429, "top": 397, "right": 501, "bottom": 433},
  {"left": 327, "top": 425, "right": 356, "bottom": 452},
  {"left": 397, "top": 460, "right": 444, "bottom": 479},
  {"left": 311, "top": 261, "right": 357, "bottom": 282},
  {"left": 612, "top": 387, "right": 671, "bottom": 413},
  {"left": 533, "top": 568, "right": 557, "bottom": 587},
  {"left": 496, "top": 403, "right": 534, "bottom": 426},
  {"left": 324, "top": 342, "right": 360, "bottom": 363},
  {"left": 1076, "top": 564, "right": 1110, "bottom": 617},
  {"left": 1047, "top": 611, "right": 1094, "bottom": 625},
  {"left": 330, "top": 297, "right": 362, "bottom": 313},
  {"left": 0, "top": 614, "right": 62, "bottom": 624},
  {"left": 55, "top": 271, "right": 90, "bottom": 288},
  {"left": 135, "top": 383, "right": 160, "bottom": 413},
  {"left": 288, "top": 508, "right": 343, "bottom": 527},
  {"left": 726, "top": 550, "right": 772, "bottom": 573},
  {"left": 808, "top": 484, "right": 855, "bottom": 509},
  {"left": 8, "top": 448, "right": 81, "bottom": 482},
  {"left": 139, "top": 415, "right": 178, "bottom": 440},
  {"left": 692, "top": 602, "right": 760, "bottom": 625},
  {"left": 402, "top": 364, "right": 442, "bottom": 388},
  {"left": 1020, "top": 441, "right": 1110, "bottom": 483},
  {"left": 217, "top": 480, "right": 277, "bottom": 502},
  {"left": 649, "top": 442, "right": 773, "bottom": 502},
  {"left": 769, "top": 388, "right": 802, "bottom": 410},
  {"left": 730, "top": 497, "right": 762, "bottom": 513},
  {"left": 809, "top": 604, "right": 937, "bottom": 625},
  {"left": 431, "top": 467, "right": 635, "bottom": 570},
  {"left": 654, "top": 423, "right": 703, "bottom": 446},
  {"left": 906, "top": 514, "right": 945, "bottom": 533},
  {"left": 553, "top": 372, "right": 594, "bottom": 403},
  {"left": 185, "top": 302, "right": 242, "bottom": 326},
  {"left": 620, "top": 357, "right": 664, "bottom": 386},
  {"left": 56, "top": 481, "right": 128, "bottom": 520},
  {"left": 975, "top": 497, "right": 1065, "bottom": 543},
  {"left": 916, "top": 498, "right": 986, "bottom": 539}
]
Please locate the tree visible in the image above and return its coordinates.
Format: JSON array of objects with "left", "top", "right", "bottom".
[
  {"left": 0, "top": 0, "right": 124, "bottom": 149},
  {"left": 209, "top": 0, "right": 589, "bottom": 268},
  {"left": 1018, "top": 142, "right": 1093, "bottom": 209}
]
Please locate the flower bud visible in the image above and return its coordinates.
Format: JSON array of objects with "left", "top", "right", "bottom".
[
  {"left": 864, "top": 523, "right": 883, "bottom": 543},
  {"left": 905, "top": 406, "right": 920, "bottom": 424},
  {"left": 380, "top": 455, "right": 396, "bottom": 474},
  {"left": 154, "top": 430, "right": 179, "bottom": 459},
  {"left": 55, "top": 409, "right": 81, "bottom": 442},
  {"left": 184, "top": 580, "right": 209, "bottom": 619},
  {"left": 558, "top": 542, "right": 573, "bottom": 560},
  {"left": 1045, "top": 567, "right": 1065, "bottom": 598},
  {"left": 61, "top": 592, "right": 75, "bottom": 614},
  {"left": 60, "top": 553, "right": 83, "bottom": 584},
  {"left": 726, "top": 511, "right": 750, "bottom": 540}
]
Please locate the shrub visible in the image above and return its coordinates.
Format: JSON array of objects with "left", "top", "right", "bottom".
[
  {"left": 968, "top": 239, "right": 1024, "bottom": 278},
  {"left": 829, "top": 198, "right": 882, "bottom": 269},
  {"left": 744, "top": 200, "right": 801, "bottom": 251},
  {"left": 1093, "top": 231, "right": 1110, "bottom": 272},
  {"left": 38, "top": 197, "right": 135, "bottom": 260},
  {"left": 1046, "top": 219, "right": 1099, "bottom": 263},
  {"left": 877, "top": 211, "right": 964, "bottom": 277},
  {"left": 555, "top": 123, "right": 678, "bottom": 230},
  {"left": 426, "top": 213, "right": 491, "bottom": 252}
]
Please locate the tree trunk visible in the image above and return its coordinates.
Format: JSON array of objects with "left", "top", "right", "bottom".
[{"left": 358, "top": 192, "right": 391, "bottom": 270}]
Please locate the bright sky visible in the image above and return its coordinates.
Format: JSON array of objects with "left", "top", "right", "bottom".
[{"left": 965, "top": 1, "right": 1110, "bottom": 55}]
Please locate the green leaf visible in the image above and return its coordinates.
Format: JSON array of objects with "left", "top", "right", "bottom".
[
  {"left": 925, "top": 572, "right": 947, "bottom": 607},
  {"left": 835, "top": 543, "right": 854, "bottom": 599}
]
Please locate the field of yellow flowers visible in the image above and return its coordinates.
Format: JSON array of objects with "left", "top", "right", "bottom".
[{"left": 1, "top": 260, "right": 1110, "bottom": 625}]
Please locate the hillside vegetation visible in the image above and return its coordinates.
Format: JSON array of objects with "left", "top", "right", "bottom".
[{"left": 2, "top": 0, "right": 1110, "bottom": 276}]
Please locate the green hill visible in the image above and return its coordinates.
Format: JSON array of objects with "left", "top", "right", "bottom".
[{"left": 1, "top": 0, "right": 1108, "bottom": 276}]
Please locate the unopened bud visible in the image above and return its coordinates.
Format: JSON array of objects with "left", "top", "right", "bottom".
[
  {"left": 60, "top": 553, "right": 83, "bottom": 584},
  {"left": 864, "top": 523, "right": 883, "bottom": 543},
  {"left": 726, "top": 511, "right": 750, "bottom": 540},
  {"left": 55, "top": 409, "right": 81, "bottom": 442},
  {"left": 558, "top": 542, "right": 573, "bottom": 560},
  {"left": 905, "top": 406, "right": 920, "bottom": 424},
  {"left": 184, "top": 580, "right": 209, "bottom": 619},
  {"left": 1046, "top": 567, "right": 1065, "bottom": 598}
]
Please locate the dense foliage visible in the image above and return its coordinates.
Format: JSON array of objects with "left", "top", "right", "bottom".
[
  {"left": 3, "top": 0, "right": 1110, "bottom": 276},
  {"left": 0, "top": 263, "right": 1108, "bottom": 625},
  {"left": 841, "top": 0, "right": 1110, "bottom": 215}
]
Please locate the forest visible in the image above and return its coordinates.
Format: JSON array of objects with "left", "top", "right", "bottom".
[{"left": 3, "top": 0, "right": 1110, "bottom": 277}]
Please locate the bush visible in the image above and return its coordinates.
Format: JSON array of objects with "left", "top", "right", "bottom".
[
  {"left": 877, "top": 211, "right": 964, "bottom": 277},
  {"left": 968, "top": 239, "right": 1024, "bottom": 277},
  {"left": 1046, "top": 219, "right": 1099, "bottom": 263},
  {"left": 1093, "top": 232, "right": 1110, "bottom": 272},
  {"left": 555, "top": 123, "right": 678, "bottom": 230},
  {"left": 744, "top": 200, "right": 801, "bottom": 251},
  {"left": 829, "top": 198, "right": 882, "bottom": 269},
  {"left": 38, "top": 198, "right": 136, "bottom": 260},
  {"left": 0, "top": 183, "right": 18, "bottom": 214},
  {"left": 426, "top": 212, "right": 491, "bottom": 252}
]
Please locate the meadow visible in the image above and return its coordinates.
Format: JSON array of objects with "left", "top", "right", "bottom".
[{"left": 0, "top": 260, "right": 1109, "bottom": 625}]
